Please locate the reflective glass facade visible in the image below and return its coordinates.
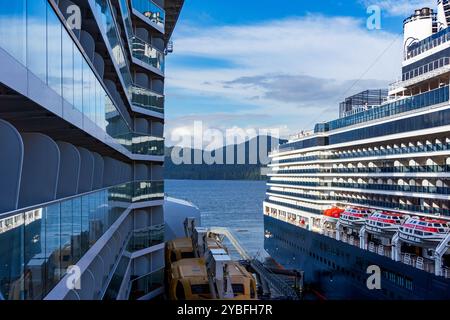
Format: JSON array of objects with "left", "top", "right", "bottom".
[
  {"left": 0, "top": 180, "right": 163, "bottom": 300},
  {"left": 131, "top": 0, "right": 165, "bottom": 30},
  {"left": 0, "top": 0, "right": 164, "bottom": 157},
  {"left": 329, "top": 108, "right": 450, "bottom": 145}
]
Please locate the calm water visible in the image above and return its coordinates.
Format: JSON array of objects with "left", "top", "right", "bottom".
[{"left": 165, "top": 180, "right": 267, "bottom": 257}]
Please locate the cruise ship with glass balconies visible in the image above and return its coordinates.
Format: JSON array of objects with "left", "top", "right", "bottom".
[
  {"left": 264, "top": 2, "right": 450, "bottom": 299},
  {"left": 0, "top": 0, "right": 200, "bottom": 300}
]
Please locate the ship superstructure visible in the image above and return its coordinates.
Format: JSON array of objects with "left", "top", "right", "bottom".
[
  {"left": 0, "top": 0, "right": 190, "bottom": 300},
  {"left": 264, "top": 1, "right": 450, "bottom": 299}
]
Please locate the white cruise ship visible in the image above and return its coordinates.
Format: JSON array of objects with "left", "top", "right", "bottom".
[{"left": 264, "top": 2, "right": 450, "bottom": 300}]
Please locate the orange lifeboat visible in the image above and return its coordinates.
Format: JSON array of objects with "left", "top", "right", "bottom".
[{"left": 323, "top": 207, "right": 344, "bottom": 223}]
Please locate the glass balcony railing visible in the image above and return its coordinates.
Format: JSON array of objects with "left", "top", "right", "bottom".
[
  {"left": 268, "top": 181, "right": 327, "bottom": 188},
  {"left": 275, "top": 165, "right": 450, "bottom": 175},
  {"left": 264, "top": 199, "right": 322, "bottom": 215},
  {"left": 110, "top": 181, "right": 164, "bottom": 203},
  {"left": 131, "top": 0, "right": 165, "bottom": 30},
  {"left": 331, "top": 164, "right": 450, "bottom": 174},
  {"left": 267, "top": 189, "right": 330, "bottom": 201},
  {"left": 401, "top": 57, "right": 450, "bottom": 82},
  {"left": 115, "top": 133, "right": 164, "bottom": 156},
  {"left": 0, "top": 180, "right": 164, "bottom": 300},
  {"left": 129, "top": 268, "right": 164, "bottom": 300},
  {"left": 406, "top": 27, "right": 450, "bottom": 60},
  {"left": 276, "top": 141, "right": 450, "bottom": 165},
  {"left": 132, "top": 36, "right": 165, "bottom": 72},
  {"left": 331, "top": 196, "right": 450, "bottom": 217},
  {"left": 127, "top": 224, "right": 164, "bottom": 252},
  {"left": 131, "top": 85, "right": 164, "bottom": 114}
]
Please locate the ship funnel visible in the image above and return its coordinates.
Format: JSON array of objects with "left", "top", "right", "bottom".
[
  {"left": 437, "top": 0, "right": 449, "bottom": 31},
  {"left": 403, "top": 7, "right": 435, "bottom": 54}
]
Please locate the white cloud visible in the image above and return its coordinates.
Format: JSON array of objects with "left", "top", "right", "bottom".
[
  {"left": 361, "top": 0, "right": 436, "bottom": 17},
  {"left": 165, "top": 14, "right": 405, "bottom": 145},
  {"left": 166, "top": 113, "right": 290, "bottom": 147}
]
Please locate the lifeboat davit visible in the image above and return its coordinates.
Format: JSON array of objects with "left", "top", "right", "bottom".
[
  {"left": 398, "top": 217, "right": 450, "bottom": 244},
  {"left": 339, "top": 207, "right": 373, "bottom": 227},
  {"left": 365, "top": 211, "right": 406, "bottom": 234}
]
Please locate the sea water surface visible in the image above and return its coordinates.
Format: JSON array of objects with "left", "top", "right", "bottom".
[{"left": 166, "top": 180, "right": 267, "bottom": 257}]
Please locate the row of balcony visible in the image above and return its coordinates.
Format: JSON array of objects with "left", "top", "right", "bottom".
[
  {"left": 274, "top": 164, "right": 450, "bottom": 175},
  {"left": 277, "top": 141, "right": 450, "bottom": 164},
  {"left": 266, "top": 193, "right": 450, "bottom": 218},
  {"left": 267, "top": 189, "right": 330, "bottom": 202},
  {"left": 131, "top": 0, "right": 165, "bottom": 30}
]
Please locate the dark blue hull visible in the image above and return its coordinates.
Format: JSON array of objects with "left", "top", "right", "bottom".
[{"left": 264, "top": 215, "right": 450, "bottom": 300}]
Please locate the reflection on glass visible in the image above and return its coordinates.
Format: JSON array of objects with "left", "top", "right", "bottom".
[
  {"left": 328, "top": 86, "right": 450, "bottom": 131},
  {"left": 73, "top": 49, "right": 84, "bottom": 112},
  {"left": 127, "top": 224, "right": 164, "bottom": 252},
  {"left": 62, "top": 31, "right": 74, "bottom": 106},
  {"left": 0, "top": 181, "right": 164, "bottom": 300}
]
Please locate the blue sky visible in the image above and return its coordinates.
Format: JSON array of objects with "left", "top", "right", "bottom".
[{"left": 164, "top": 0, "right": 436, "bottom": 146}]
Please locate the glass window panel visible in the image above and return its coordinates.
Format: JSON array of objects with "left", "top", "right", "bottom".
[
  {"left": 0, "top": 212, "right": 24, "bottom": 300},
  {"left": 0, "top": 0, "right": 26, "bottom": 64},
  {"left": 27, "top": 0, "right": 47, "bottom": 81}
]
